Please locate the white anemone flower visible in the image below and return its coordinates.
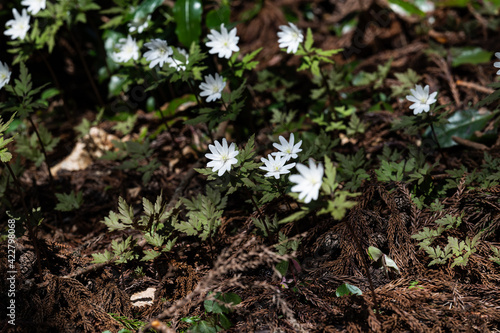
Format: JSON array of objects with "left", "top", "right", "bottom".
[
  {"left": 0, "top": 62, "right": 11, "bottom": 90},
  {"left": 260, "top": 154, "right": 296, "bottom": 179},
  {"left": 21, "top": 0, "right": 46, "bottom": 15},
  {"left": 4, "top": 8, "right": 31, "bottom": 41},
  {"left": 205, "top": 138, "right": 239, "bottom": 176},
  {"left": 277, "top": 22, "right": 304, "bottom": 54},
  {"left": 271, "top": 133, "right": 303, "bottom": 162},
  {"left": 206, "top": 23, "right": 240, "bottom": 59},
  {"left": 143, "top": 39, "right": 173, "bottom": 68},
  {"left": 494, "top": 52, "right": 500, "bottom": 75},
  {"left": 289, "top": 159, "right": 324, "bottom": 204},
  {"left": 406, "top": 84, "right": 438, "bottom": 115},
  {"left": 128, "top": 15, "right": 151, "bottom": 34},
  {"left": 113, "top": 35, "right": 140, "bottom": 63},
  {"left": 199, "top": 73, "right": 226, "bottom": 102},
  {"left": 166, "top": 48, "right": 189, "bottom": 71}
]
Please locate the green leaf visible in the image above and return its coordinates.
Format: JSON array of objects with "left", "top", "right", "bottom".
[
  {"left": 336, "top": 283, "right": 362, "bottom": 297},
  {"left": 55, "top": 191, "right": 84, "bottom": 212},
  {"left": 304, "top": 28, "right": 313, "bottom": 52},
  {"left": 206, "top": 5, "right": 230, "bottom": 29},
  {"left": 450, "top": 47, "right": 493, "bottom": 67},
  {"left": 127, "top": 0, "right": 163, "bottom": 21},
  {"left": 162, "top": 94, "right": 197, "bottom": 117},
  {"left": 321, "top": 155, "right": 337, "bottom": 195},
  {"left": 275, "top": 260, "right": 289, "bottom": 277},
  {"left": 174, "top": 0, "right": 203, "bottom": 47},
  {"left": 40, "top": 87, "right": 60, "bottom": 100},
  {"left": 388, "top": 0, "right": 425, "bottom": 17},
  {"left": 426, "top": 109, "right": 493, "bottom": 148},
  {"left": 367, "top": 246, "right": 383, "bottom": 261}
]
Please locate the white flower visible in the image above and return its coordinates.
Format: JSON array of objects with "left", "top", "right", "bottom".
[
  {"left": 0, "top": 62, "right": 11, "bottom": 90},
  {"left": 199, "top": 73, "right": 226, "bottom": 102},
  {"left": 21, "top": 0, "right": 46, "bottom": 15},
  {"left": 206, "top": 23, "right": 240, "bottom": 59},
  {"left": 205, "top": 138, "right": 239, "bottom": 176},
  {"left": 113, "top": 35, "right": 140, "bottom": 63},
  {"left": 289, "top": 159, "right": 324, "bottom": 204},
  {"left": 143, "top": 39, "right": 173, "bottom": 68},
  {"left": 406, "top": 84, "right": 438, "bottom": 115},
  {"left": 4, "top": 8, "right": 31, "bottom": 41},
  {"left": 128, "top": 15, "right": 150, "bottom": 34},
  {"left": 271, "top": 133, "right": 302, "bottom": 162},
  {"left": 260, "top": 154, "right": 296, "bottom": 179},
  {"left": 166, "top": 48, "right": 189, "bottom": 71},
  {"left": 494, "top": 52, "right": 500, "bottom": 75},
  {"left": 277, "top": 22, "right": 303, "bottom": 54}
]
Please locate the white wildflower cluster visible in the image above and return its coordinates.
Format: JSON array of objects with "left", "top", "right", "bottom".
[
  {"left": 204, "top": 134, "right": 323, "bottom": 204},
  {"left": 260, "top": 134, "right": 302, "bottom": 180}
]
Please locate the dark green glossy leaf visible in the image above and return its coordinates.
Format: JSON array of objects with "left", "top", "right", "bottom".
[
  {"left": 388, "top": 0, "right": 425, "bottom": 16},
  {"left": 425, "top": 109, "right": 493, "bottom": 148},
  {"left": 450, "top": 47, "right": 492, "bottom": 67},
  {"left": 206, "top": 5, "right": 230, "bottom": 29},
  {"left": 174, "top": 0, "right": 203, "bottom": 47},
  {"left": 336, "top": 283, "right": 362, "bottom": 297},
  {"left": 127, "top": 0, "right": 163, "bottom": 21}
]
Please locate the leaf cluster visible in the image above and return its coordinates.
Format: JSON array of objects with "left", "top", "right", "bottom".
[
  {"left": 174, "top": 186, "right": 227, "bottom": 241},
  {"left": 189, "top": 292, "right": 242, "bottom": 333},
  {"left": 411, "top": 213, "right": 481, "bottom": 267},
  {"left": 55, "top": 191, "right": 83, "bottom": 212},
  {"left": 296, "top": 28, "right": 343, "bottom": 77},
  {"left": 102, "top": 138, "right": 160, "bottom": 183},
  {"left": 1, "top": 62, "right": 49, "bottom": 118},
  {"left": 15, "top": 124, "right": 60, "bottom": 167},
  {"left": 94, "top": 194, "right": 178, "bottom": 264}
]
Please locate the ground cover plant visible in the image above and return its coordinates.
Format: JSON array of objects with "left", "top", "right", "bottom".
[{"left": 1, "top": 0, "right": 500, "bottom": 332}]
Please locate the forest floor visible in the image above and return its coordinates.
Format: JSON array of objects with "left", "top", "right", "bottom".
[{"left": 1, "top": 0, "right": 500, "bottom": 332}]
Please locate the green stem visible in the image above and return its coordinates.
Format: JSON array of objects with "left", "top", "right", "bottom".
[
  {"left": 27, "top": 115, "right": 55, "bottom": 191},
  {"left": 344, "top": 220, "right": 381, "bottom": 318},
  {"left": 319, "top": 67, "right": 337, "bottom": 121},
  {"left": 429, "top": 122, "right": 444, "bottom": 159},
  {"left": 38, "top": 51, "right": 71, "bottom": 119}
]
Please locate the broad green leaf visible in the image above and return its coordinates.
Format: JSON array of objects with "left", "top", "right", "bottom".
[
  {"left": 388, "top": 0, "right": 425, "bottom": 16},
  {"left": 206, "top": 5, "right": 230, "bottom": 29},
  {"left": 161, "top": 94, "right": 197, "bottom": 117},
  {"left": 127, "top": 0, "right": 163, "bottom": 21},
  {"left": 174, "top": 0, "right": 203, "bottom": 47},
  {"left": 383, "top": 254, "right": 400, "bottom": 274},
  {"left": 425, "top": 109, "right": 493, "bottom": 148},
  {"left": 450, "top": 47, "right": 492, "bottom": 67},
  {"left": 368, "top": 246, "right": 383, "bottom": 261},
  {"left": 40, "top": 88, "right": 60, "bottom": 100},
  {"left": 304, "top": 28, "right": 314, "bottom": 51},
  {"left": 336, "top": 283, "right": 362, "bottom": 297},
  {"left": 275, "top": 260, "right": 289, "bottom": 277}
]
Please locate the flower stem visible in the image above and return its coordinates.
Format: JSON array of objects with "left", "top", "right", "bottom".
[
  {"left": 319, "top": 67, "right": 337, "bottom": 121},
  {"left": 27, "top": 115, "right": 55, "bottom": 192},
  {"left": 344, "top": 220, "right": 381, "bottom": 318},
  {"left": 429, "top": 122, "right": 444, "bottom": 159}
]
